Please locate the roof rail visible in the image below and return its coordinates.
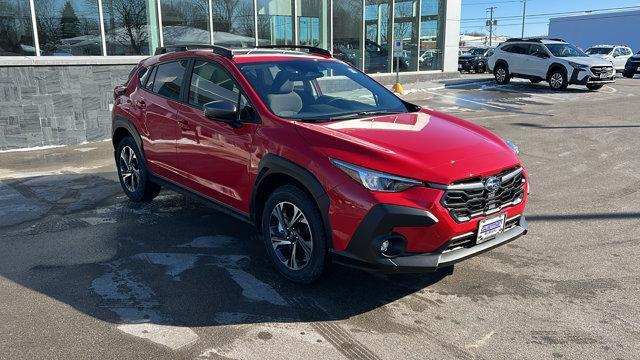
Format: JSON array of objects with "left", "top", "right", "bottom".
[
  {"left": 546, "top": 38, "right": 566, "bottom": 42},
  {"left": 505, "top": 38, "right": 542, "bottom": 43},
  {"left": 154, "top": 44, "right": 233, "bottom": 59},
  {"left": 255, "top": 45, "right": 332, "bottom": 57}
]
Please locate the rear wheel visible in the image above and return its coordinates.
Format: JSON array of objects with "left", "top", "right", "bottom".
[
  {"left": 494, "top": 64, "right": 510, "bottom": 85},
  {"left": 548, "top": 69, "right": 568, "bottom": 90},
  {"left": 261, "top": 185, "right": 327, "bottom": 283},
  {"left": 586, "top": 84, "right": 604, "bottom": 91},
  {"left": 116, "top": 136, "right": 161, "bottom": 202},
  {"left": 622, "top": 71, "right": 634, "bottom": 79}
]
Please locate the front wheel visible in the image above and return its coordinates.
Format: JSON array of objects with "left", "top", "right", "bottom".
[
  {"left": 494, "top": 64, "right": 510, "bottom": 85},
  {"left": 116, "top": 136, "right": 161, "bottom": 202},
  {"left": 548, "top": 70, "right": 568, "bottom": 90},
  {"left": 261, "top": 185, "right": 327, "bottom": 283},
  {"left": 586, "top": 84, "right": 604, "bottom": 91},
  {"left": 622, "top": 72, "right": 634, "bottom": 79},
  {"left": 475, "top": 62, "right": 486, "bottom": 73}
]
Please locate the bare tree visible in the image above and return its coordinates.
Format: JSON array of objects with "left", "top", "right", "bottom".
[{"left": 103, "top": 0, "right": 149, "bottom": 54}]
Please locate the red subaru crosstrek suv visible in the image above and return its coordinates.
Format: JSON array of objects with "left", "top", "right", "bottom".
[{"left": 112, "top": 45, "right": 528, "bottom": 283}]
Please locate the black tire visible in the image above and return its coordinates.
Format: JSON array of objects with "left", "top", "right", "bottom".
[
  {"left": 116, "top": 136, "right": 161, "bottom": 202},
  {"left": 622, "top": 72, "right": 634, "bottom": 79},
  {"left": 586, "top": 84, "right": 604, "bottom": 91},
  {"left": 494, "top": 64, "right": 510, "bottom": 85},
  {"left": 261, "top": 185, "right": 327, "bottom": 284},
  {"left": 530, "top": 79, "right": 542, "bottom": 84},
  {"left": 548, "top": 69, "right": 568, "bottom": 90},
  {"left": 475, "top": 62, "right": 486, "bottom": 73}
]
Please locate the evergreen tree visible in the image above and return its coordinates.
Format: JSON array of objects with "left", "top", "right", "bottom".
[{"left": 59, "top": 1, "right": 80, "bottom": 39}]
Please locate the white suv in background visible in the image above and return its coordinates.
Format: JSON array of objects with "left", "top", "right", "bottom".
[
  {"left": 585, "top": 45, "right": 634, "bottom": 71},
  {"left": 488, "top": 38, "right": 615, "bottom": 91}
]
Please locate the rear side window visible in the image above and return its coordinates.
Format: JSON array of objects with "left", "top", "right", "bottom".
[
  {"left": 503, "top": 44, "right": 529, "bottom": 54},
  {"left": 151, "top": 60, "right": 189, "bottom": 101},
  {"left": 188, "top": 60, "right": 240, "bottom": 108},
  {"left": 145, "top": 66, "right": 158, "bottom": 90}
]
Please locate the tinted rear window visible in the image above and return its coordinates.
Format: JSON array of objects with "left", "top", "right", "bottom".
[{"left": 152, "top": 60, "right": 189, "bottom": 101}]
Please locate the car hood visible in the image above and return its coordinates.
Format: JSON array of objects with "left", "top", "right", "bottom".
[
  {"left": 563, "top": 56, "right": 612, "bottom": 67},
  {"left": 458, "top": 55, "right": 477, "bottom": 60},
  {"left": 588, "top": 54, "right": 612, "bottom": 60},
  {"left": 294, "top": 110, "right": 520, "bottom": 185}
]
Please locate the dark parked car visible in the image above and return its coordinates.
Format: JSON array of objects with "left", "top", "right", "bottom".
[
  {"left": 458, "top": 47, "right": 493, "bottom": 73},
  {"left": 334, "top": 39, "right": 410, "bottom": 72},
  {"left": 623, "top": 51, "right": 640, "bottom": 78}
]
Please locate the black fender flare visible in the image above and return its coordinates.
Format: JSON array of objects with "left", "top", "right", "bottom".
[
  {"left": 112, "top": 115, "right": 146, "bottom": 163},
  {"left": 547, "top": 62, "right": 568, "bottom": 79},
  {"left": 494, "top": 59, "right": 509, "bottom": 72},
  {"left": 251, "top": 153, "right": 333, "bottom": 247}
]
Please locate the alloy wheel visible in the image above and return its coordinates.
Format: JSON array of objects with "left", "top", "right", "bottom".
[
  {"left": 550, "top": 73, "right": 563, "bottom": 89},
  {"left": 119, "top": 146, "right": 140, "bottom": 192},
  {"left": 496, "top": 68, "right": 506, "bottom": 82},
  {"left": 269, "top": 201, "right": 313, "bottom": 271}
]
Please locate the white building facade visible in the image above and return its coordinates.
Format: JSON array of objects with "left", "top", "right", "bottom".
[{"left": 549, "top": 10, "right": 639, "bottom": 52}]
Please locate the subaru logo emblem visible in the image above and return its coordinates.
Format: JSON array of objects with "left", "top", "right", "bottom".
[{"left": 485, "top": 176, "right": 501, "bottom": 192}]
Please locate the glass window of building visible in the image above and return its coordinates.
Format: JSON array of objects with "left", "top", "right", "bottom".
[
  {"left": 364, "top": 0, "right": 392, "bottom": 73},
  {"left": 393, "top": 0, "right": 418, "bottom": 72},
  {"left": 0, "top": 0, "right": 35, "bottom": 56},
  {"left": 161, "top": 0, "right": 211, "bottom": 45},
  {"left": 211, "top": 0, "right": 256, "bottom": 47},
  {"left": 296, "top": 0, "right": 329, "bottom": 49},
  {"left": 419, "top": 0, "right": 443, "bottom": 71},
  {"left": 102, "top": 0, "right": 161, "bottom": 55},
  {"left": 34, "top": 0, "right": 102, "bottom": 56},
  {"left": 257, "top": 0, "right": 293, "bottom": 45},
  {"left": 332, "top": 0, "right": 363, "bottom": 69}
]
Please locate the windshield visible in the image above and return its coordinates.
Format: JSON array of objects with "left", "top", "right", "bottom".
[
  {"left": 467, "top": 48, "right": 487, "bottom": 56},
  {"left": 586, "top": 47, "right": 613, "bottom": 55},
  {"left": 545, "top": 43, "right": 587, "bottom": 57},
  {"left": 238, "top": 60, "right": 409, "bottom": 121}
]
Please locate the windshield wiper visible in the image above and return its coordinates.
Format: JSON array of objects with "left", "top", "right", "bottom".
[{"left": 328, "top": 110, "right": 403, "bottom": 121}]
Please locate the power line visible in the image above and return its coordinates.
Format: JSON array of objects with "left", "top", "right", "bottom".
[{"left": 461, "top": 5, "right": 640, "bottom": 22}]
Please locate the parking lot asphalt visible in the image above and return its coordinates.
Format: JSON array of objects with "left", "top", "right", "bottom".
[{"left": 1, "top": 77, "right": 639, "bottom": 360}]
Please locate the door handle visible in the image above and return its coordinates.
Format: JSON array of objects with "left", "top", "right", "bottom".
[
  {"left": 135, "top": 99, "right": 146, "bottom": 109},
  {"left": 178, "top": 119, "right": 191, "bottom": 130}
]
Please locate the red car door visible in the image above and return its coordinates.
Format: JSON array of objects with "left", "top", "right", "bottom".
[
  {"left": 174, "top": 59, "right": 258, "bottom": 213},
  {"left": 136, "top": 60, "right": 189, "bottom": 180}
]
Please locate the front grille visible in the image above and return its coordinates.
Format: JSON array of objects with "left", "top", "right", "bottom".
[
  {"left": 591, "top": 66, "right": 614, "bottom": 77},
  {"left": 441, "top": 167, "right": 526, "bottom": 222},
  {"left": 444, "top": 215, "right": 522, "bottom": 252}
]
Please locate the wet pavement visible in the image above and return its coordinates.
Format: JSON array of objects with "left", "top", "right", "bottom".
[{"left": 1, "top": 77, "right": 640, "bottom": 359}]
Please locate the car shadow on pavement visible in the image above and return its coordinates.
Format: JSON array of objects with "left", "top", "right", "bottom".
[{"left": 0, "top": 172, "right": 452, "bottom": 332}]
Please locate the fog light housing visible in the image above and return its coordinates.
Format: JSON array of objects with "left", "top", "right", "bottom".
[{"left": 376, "top": 233, "right": 407, "bottom": 258}]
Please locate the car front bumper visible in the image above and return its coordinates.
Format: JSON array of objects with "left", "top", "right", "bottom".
[
  {"left": 570, "top": 68, "right": 616, "bottom": 85},
  {"left": 330, "top": 204, "right": 528, "bottom": 273}
]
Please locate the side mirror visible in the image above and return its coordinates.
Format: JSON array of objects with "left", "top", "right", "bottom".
[{"left": 203, "top": 100, "right": 241, "bottom": 127}]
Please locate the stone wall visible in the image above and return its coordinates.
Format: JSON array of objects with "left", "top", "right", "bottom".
[{"left": 0, "top": 64, "right": 133, "bottom": 150}]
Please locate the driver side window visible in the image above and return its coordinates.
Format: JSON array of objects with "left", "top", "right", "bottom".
[{"left": 189, "top": 60, "right": 240, "bottom": 108}]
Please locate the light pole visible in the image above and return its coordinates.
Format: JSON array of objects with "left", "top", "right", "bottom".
[{"left": 521, "top": 0, "right": 527, "bottom": 38}]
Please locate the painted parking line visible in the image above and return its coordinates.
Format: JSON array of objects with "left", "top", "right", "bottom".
[{"left": 424, "top": 91, "right": 508, "bottom": 110}]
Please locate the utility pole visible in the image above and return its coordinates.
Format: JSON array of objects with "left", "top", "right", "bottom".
[
  {"left": 487, "top": 6, "right": 497, "bottom": 46},
  {"left": 521, "top": 0, "right": 527, "bottom": 38}
]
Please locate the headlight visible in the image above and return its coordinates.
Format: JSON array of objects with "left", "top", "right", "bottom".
[
  {"left": 568, "top": 61, "right": 589, "bottom": 70},
  {"left": 331, "top": 160, "right": 422, "bottom": 192},
  {"left": 503, "top": 139, "right": 520, "bottom": 155}
]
